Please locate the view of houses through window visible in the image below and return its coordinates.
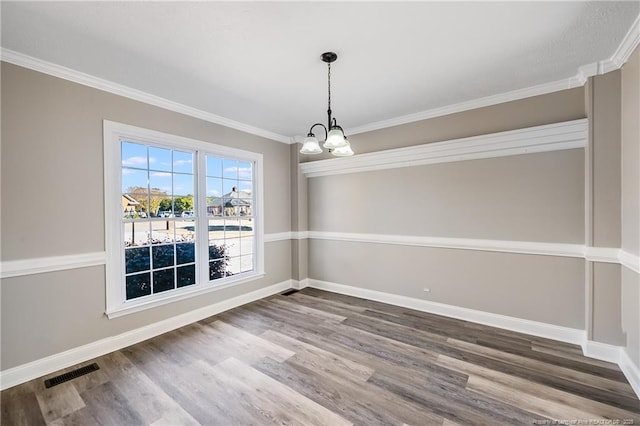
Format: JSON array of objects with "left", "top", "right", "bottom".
[{"left": 121, "top": 141, "right": 254, "bottom": 301}]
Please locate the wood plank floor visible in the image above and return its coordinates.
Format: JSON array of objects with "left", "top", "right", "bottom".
[{"left": 2, "top": 288, "right": 639, "bottom": 425}]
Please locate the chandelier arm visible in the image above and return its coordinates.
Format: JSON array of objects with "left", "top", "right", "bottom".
[{"left": 308, "top": 123, "right": 328, "bottom": 140}]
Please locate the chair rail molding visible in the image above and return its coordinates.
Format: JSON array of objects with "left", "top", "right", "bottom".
[
  {"left": 0, "top": 252, "right": 107, "bottom": 279},
  {"left": 0, "top": 232, "right": 308, "bottom": 279}
]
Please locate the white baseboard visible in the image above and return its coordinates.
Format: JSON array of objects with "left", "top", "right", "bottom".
[
  {"left": 307, "top": 279, "right": 585, "bottom": 345},
  {"left": 0, "top": 279, "right": 293, "bottom": 391},
  {"left": 582, "top": 341, "right": 640, "bottom": 399},
  {"left": 291, "top": 278, "right": 310, "bottom": 290},
  {"left": 581, "top": 339, "right": 622, "bottom": 363},
  {"left": 619, "top": 348, "right": 640, "bottom": 399}
]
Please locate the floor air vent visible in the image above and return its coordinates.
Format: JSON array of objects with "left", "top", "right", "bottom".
[
  {"left": 281, "top": 289, "right": 299, "bottom": 296},
  {"left": 44, "top": 363, "right": 100, "bottom": 388}
]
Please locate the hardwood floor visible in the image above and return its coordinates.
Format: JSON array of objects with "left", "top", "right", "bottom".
[{"left": 2, "top": 288, "right": 639, "bottom": 425}]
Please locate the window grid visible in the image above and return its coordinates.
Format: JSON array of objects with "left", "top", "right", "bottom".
[
  {"left": 119, "top": 140, "right": 255, "bottom": 303},
  {"left": 105, "top": 120, "right": 264, "bottom": 317},
  {"left": 206, "top": 154, "right": 255, "bottom": 281},
  {"left": 122, "top": 141, "right": 198, "bottom": 301}
]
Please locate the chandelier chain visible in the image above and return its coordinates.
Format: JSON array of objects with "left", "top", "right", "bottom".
[{"left": 327, "top": 62, "right": 332, "bottom": 113}]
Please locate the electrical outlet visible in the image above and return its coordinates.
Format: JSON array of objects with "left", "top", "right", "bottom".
[{"left": 423, "top": 288, "right": 431, "bottom": 293}]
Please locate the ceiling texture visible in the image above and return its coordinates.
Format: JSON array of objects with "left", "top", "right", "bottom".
[{"left": 2, "top": 1, "right": 639, "bottom": 143}]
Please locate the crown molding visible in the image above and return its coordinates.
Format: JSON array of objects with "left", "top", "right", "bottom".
[
  {"left": 345, "top": 77, "right": 581, "bottom": 136},
  {"left": 0, "top": 49, "right": 290, "bottom": 144},
  {"left": 301, "top": 118, "right": 587, "bottom": 178},
  {"left": 612, "top": 13, "right": 640, "bottom": 69}
]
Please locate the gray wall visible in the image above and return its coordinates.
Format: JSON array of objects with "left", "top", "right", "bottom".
[
  {"left": 290, "top": 144, "right": 308, "bottom": 282},
  {"left": 586, "top": 70, "right": 625, "bottom": 346},
  {"left": 309, "top": 239, "right": 585, "bottom": 328},
  {"left": 590, "top": 71, "right": 622, "bottom": 249},
  {"left": 308, "top": 150, "right": 585, "bottom": 243},
  {"left": 621, "top": 46, "right": 640, "bottom": 370},
  {"left": 305, "top": 88, "right": 588, "bottom": 329},
  {"left": 0, "top": 63, "right": 292, "bottom": 370}
]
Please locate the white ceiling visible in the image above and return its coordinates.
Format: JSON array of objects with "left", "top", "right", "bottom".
[{"left": 2, "top": 2, "right": 639, "bottom": 142}]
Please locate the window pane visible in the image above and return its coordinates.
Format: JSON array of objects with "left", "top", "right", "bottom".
[
  {"left": 228, "top": 256, "right": 241, "bottom": 275},
  {"left": 207, "top": 197, "right": 223, "bottom": 217},
  {"left": 177, "top": 265, "right": 196, "bottom": 288},
  {"left": 209, "top": 240, "right": 226, "bottom": 260},
  {"left": 151, "top": 221, "right": 175, "bottom": 244},
  {"left": 207, "top": 157, "right": 222, "bottom": 177},
  {"left": 149, "top": 146, "right": 171, "bottom": 172},
  {"left": 240, "top": 255, "right": 253, "bottom": 273},
  {"left": 209, "top": 260, "right": 225, "bottom": 280},
  {"left": 125, "top": 247, "right": 150, "bottom": 274},
  {"left": 225, "top": 238, "right": 240, "bottom": 260},
  {"left": 152, "top": 244, "right": 175, "bottom": 269},
  {"left": 222, "top": 198, "right": 235, "bottom": 216},
  {"left": 176, "top": 242, "right": 195, "bottom": 265},
  {"left": 238, "top": 161, "right": 252, "bottom": 181},
  {"left": 240, "top": 219, "right": 254, "bottom": 237},
  {"left": 122, "top": 169, "right": 148, "bottom": 218},
  {"left": 223, "top": 179, "right": 238, "bottom": 196},
  {"left": 173, "top": 151, "right": 193, "bottom": 173},
  {"left": 174, "top": 220, "right": 196, "bottom": 242},
  {"left": 173, "top": 173, "right": 193, "bottom": 197},
  {"left": 175, "top": 197, "right": 195, "bottom": 218},
  {"left": 238, "top": 180, "right": 252, "bottom": 196},
  {"left": 208, "top": 218, "right": 224, "bottom": 237},
  {"left": 223, "top": 159, "right": 238, "bottom": 180},
  {"left": 122, "top": 142, "right": 147, "bottom": 169},
  {"left": 153, "top": 268, "right": 175, "bottom": 293},
  {"left": 174, "top": 171, "right": 194, "bottom": 219},
  {"left": 238, "top": 200, "right": 252, "bottom": 217},
  {"left": 149, "top": 172, "right": 172, "bottom": 197},
  {"left": 225, "top": 219, "right": 241, "bottom": 236},
  {"left": 126, "top": 273, "right": 151, "bottom": 299},
  {"left": 240, "top": 237, "right": 253, "bottom": 255},
  {"left": 207, "top": 177, "right": 223, "bottom": 197},
  {"left": 152, "top": 191, "right": 171, "bottom": 218},
  {"left": 124, "top": 221, "right": 150, "bottom": 247}
]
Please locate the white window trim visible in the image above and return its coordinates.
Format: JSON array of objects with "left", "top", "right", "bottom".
[{"left": 103, "top": 120, "right": 264, "bottom": 319}]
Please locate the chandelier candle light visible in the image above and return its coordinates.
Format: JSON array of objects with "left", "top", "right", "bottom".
[{"left": 299, "top": 52, "right": 354, "bottom": 157}]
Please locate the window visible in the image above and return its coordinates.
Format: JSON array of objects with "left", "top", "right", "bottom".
[{"left": 104, "top": 121, "right": 264, "bottom": 318}]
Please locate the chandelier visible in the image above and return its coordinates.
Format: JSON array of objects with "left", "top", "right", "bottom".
[{"left": 299, "top": 52, "right": 354, "bottom": 157}]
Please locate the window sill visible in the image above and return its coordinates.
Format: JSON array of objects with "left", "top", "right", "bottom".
[{"left": 105, "top": 271, "right": 265, "bottom": 319}]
